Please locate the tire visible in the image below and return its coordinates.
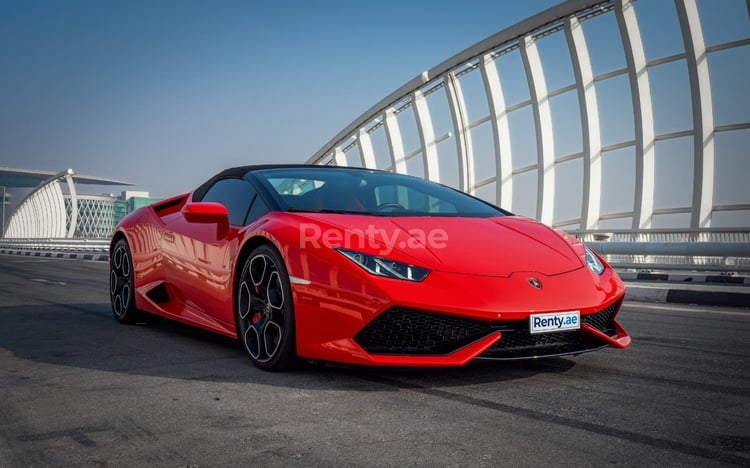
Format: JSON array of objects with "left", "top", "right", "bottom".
[
  {"left": 236, "top": 244, "right": 297, "bottom": 371},
  {"left": 109, "top": 238, "right": 141, "bottom": 324}
]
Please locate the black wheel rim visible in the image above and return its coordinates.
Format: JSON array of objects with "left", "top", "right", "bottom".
[
  {"left": 110, "top": 243, "right": 132, "bottom": 319},
  {"left": 238, "top": 253, "right": 286, "bottom": 363}
]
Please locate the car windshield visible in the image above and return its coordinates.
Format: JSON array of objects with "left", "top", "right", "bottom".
[{"left": 252, "top": 167, "right": 507, "bottom": 217}]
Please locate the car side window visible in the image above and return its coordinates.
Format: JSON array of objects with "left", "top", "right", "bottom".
[
  {"left": 200, "top": 178, "right": 256, "bottom": 226},
  {"left": 245, "top": 194, "right": 269, "bottom": 225}
]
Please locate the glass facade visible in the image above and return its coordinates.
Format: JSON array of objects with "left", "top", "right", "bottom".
[
  {"left": 127, "top": 196, "right": 163, "bottom": 213},
  {"left": 62, "top": 193, "right": 162, "bottom": 238}
]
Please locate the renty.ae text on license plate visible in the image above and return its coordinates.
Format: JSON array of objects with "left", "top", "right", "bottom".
[{"left": 529, "top": 311, "right": 580, "bottom": 334}]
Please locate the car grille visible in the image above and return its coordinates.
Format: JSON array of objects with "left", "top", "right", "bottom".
[
  {"left": 479, "top": 299, "right": 623, "bottom": 360},
  {"left": 354, "top": 300, "right": 622, "bottom": 358},
  {"left": 354, "top": 307, "right": 491, "bottom": 355}
]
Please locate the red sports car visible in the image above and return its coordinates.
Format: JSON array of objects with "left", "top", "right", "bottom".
[{"left": 110, "top": 165, "right": 630, "bottom": 370}]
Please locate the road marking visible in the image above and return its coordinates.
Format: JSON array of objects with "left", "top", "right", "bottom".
[{"left": 30, "top": 278, "right": 67, "bottom": 286}]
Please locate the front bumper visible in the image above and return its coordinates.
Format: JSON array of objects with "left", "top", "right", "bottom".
[
  {"left": 354, "top": 297, "right": 628, "bottom": 362},
  {"left": 292, "top": 265, "right": 629, "bottom": 366}
]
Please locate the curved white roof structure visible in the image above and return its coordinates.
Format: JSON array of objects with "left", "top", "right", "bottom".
[
  {"left": 2, "top": 168, "right": 134, "bottom": 239},
  {"left": 4, "top": 170, "right": 78, "bottom": 238},
  {"left": 308, "top": 0, "right": 750, "bottom": 230},
  {"left": 0, "top": 166, "right": 133, "bottom": 188}
]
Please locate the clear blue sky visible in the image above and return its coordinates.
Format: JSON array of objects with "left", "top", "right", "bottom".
[{"left": 0, "top": 0, "right": 561, "bottom": 196}]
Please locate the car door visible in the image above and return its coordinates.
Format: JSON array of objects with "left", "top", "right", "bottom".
[{"left": 163, "top": 177, "right": 257, "bottom": 328}]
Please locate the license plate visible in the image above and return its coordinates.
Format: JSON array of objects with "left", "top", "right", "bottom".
[{"left": 529, "top": 311, "right": 580, "bottom": 334}]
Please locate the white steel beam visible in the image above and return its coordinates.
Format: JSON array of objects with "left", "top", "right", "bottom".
[
  {"left": 444, "top": 71, "right": 475, "bottom": 193},
  {"left": 675, "top": 0, "right": 715, "bottom": 228},
  {"left": 384, "top": 107, "right": 407, "bottom": 173},
  {"left": 412, "top": 89, "right": 441, "bottom": 182},
  {"left": 64, "top": 171, "right": 77, "bottom": 237},
  {"left": 520, "top": 34, "right": 555, "bottom": 224},
  {"left": 40, "top": 182, "right": 53, "bottom": 235},
  {"left": 616, "top": 0, "right": 656, "bottom": 229},
  {"left": 31, "top": 190, "right": 41, "bottom": 236},
  {"left": 333, "top": 147, "right": 347, "bottom": 166},
  {"left": 566, "top": 16, "right": 602, "bottom": 229},
  {"left": 357, "top": 128, "right": 377, "bottom": 169},
  {"left": 48, "top": 183, "right": 61, "bottom": 236},
  {"left": 480, "top": 53, "right": 513, "bottom": 209}
]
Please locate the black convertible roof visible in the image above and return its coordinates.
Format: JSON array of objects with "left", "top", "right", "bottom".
[
  {"left": 216, "top": 164, "right": 375, "bottom": 178},
  {"left": 192, "top": 164, "right": 379, "bottom": 201}
]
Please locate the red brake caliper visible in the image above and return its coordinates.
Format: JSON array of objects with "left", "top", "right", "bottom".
[{"left": 252, "top": 285, "right": 262, "bottom": 324}]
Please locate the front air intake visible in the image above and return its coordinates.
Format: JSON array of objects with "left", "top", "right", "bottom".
[{"left": 354, "top": 307, "right": 492, "bottom": 355}]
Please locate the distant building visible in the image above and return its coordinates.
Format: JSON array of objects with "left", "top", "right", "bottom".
[
  {"left": 65, "top": 194, "right": 119, "bottom": 238},
  {"left": 0, "top": 167, "right": 161, "bottom": 239},
  {"left": 120, "top": 190, "right": 150, "bottom": 199},
  {"left": 62, "top": 191, "right": 163, "bottom": 238},
  {"left": 114, "top": 198, "right": 128, "bottom": 227},
  {"left": 121, "top": 191, "right": 163, "bottom": 220}
]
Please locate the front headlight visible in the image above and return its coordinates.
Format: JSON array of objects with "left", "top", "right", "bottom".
[
  {"left": 336, "top": 248, "right": 430, "bottom": 282},
  {"left": 585, "top": 246, "right": 605, "bottom": 275}
]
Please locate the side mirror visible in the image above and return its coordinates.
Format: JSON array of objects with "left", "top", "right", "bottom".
[{"left": 182, "top": 202, "right": 230, "bottom": 238}]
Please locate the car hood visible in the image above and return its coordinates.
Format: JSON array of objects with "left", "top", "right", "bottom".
[{"left": 291, "top": 213, "right": 584, "bottom": 277}]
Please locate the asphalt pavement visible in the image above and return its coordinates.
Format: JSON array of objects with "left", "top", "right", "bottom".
[{"left": 1, "top": 255, "right": 749, "bottom": 467}]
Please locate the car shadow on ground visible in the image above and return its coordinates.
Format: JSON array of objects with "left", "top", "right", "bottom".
[{"left": 0, "top": 302, "right": 579, "bottom": 391}]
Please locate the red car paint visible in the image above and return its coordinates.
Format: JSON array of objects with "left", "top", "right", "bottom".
[{"left": 111, "top": 166, "right": 629, "bottom": 368}]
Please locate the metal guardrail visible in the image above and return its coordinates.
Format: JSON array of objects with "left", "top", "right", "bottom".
[
  {"left": 569, "top": 229, "right": 750, "bottom": 272},
  {"left": 0, "top": 238, "right": 110, "bottom": 252},
  {"left": 569, "top": 228, "right": 750, "bottom": 243},
  {"left": 2, "top": 229, "right": 749, "bottom": 272},
  {"left": 585, "top": 242, "right": 750, "bottom": 257}
]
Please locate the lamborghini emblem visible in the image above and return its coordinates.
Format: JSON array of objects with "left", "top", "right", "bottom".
[{"left": 528, "top": 278, "right": 542, "bottom": 289}]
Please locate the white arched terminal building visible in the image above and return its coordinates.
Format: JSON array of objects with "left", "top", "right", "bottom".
[{"left": 0, "top": 167, "right": 158, "bottom": 239}]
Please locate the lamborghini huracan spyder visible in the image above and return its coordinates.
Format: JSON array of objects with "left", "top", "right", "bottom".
[{"left": 109, "top": 165, "right": 630, "bottom": 370}]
